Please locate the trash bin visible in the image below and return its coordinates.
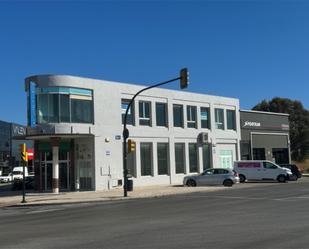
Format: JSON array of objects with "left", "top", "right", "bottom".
[{"left": 127, "top": 179, "right": 133, "bottom": 192}]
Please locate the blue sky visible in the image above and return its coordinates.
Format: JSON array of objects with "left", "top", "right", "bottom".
[{"left": 1, "top": 0, "right": 309, "bottom": 125}]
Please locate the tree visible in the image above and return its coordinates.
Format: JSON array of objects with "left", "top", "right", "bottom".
[{"left": 253, "top": 97, "right": 309, "bottom": 161}]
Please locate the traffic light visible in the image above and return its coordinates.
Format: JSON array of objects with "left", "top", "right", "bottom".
[
  {"left": 180, "top": 68, "right": 189, "bottom": 89},
  {"left": 128, "top": 139, "right": 136, "bottom": 153},
  {"left": 20, "top": 143, "right": 28, "bottom": 162}
]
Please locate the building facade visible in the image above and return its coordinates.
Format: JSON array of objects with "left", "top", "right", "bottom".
[
  {"left": 0, "top": 120, "right": 32, "bottom": 175},
  {"left": 240, "top": 110, "right": 290, "bottom": 164},
  {"left": 25, "top": 75, "right": 241, "bottom": 192}
]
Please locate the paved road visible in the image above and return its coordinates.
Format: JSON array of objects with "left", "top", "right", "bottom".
[{"left": 1, "top": 179, "right": 309, "bottom": 249}]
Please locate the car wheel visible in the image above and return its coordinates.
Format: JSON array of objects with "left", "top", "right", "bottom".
[
  {"left": 277, "top": 174, "right": 286, "bottom": 183},
  {"left": 223, "top": 179, "right": 233, "bottom": 187},
  {"left": 239, "top": 174, "right": 246, "bottom": 183},
  {"left": 186, "top": 179, "right": 197, "bottom": 187}
]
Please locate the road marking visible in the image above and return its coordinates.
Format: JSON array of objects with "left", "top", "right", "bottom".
[{"left": 27, "top": 208, "right": 65, "bottom": 214}]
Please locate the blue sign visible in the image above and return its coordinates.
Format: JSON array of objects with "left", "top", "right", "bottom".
[{"left": 29, "top": 81, "right": 36, "bottom": 127}]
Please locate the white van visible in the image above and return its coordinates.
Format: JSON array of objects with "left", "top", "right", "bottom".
[
  {"left": 12, "top": 166, "right": 29, "bottom": 180},
  {"left": 234, "top": 161, "right": 293, "bottom": 183}
]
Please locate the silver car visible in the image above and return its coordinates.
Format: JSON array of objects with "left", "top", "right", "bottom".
[{"left": 183, "top": 168, "right": 240, "bottom": 187}]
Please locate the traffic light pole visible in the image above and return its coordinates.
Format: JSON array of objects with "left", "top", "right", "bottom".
[
  {"left": 122, "top": 71, "right": 188, "bottom": 197},
  {"left": 21, "top": 160, "right": 26, "bottom": 203}
]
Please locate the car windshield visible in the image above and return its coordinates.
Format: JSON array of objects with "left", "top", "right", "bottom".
[
  {"left": 1, "top": 173, "right": 9, "bottom": 176},
  {"left": 13, "top": 171, "right": 22, "bottom": 175}
]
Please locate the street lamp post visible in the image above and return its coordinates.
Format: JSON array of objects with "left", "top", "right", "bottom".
[{"left": 122, "top": 68, "right": 189, "bottom": 197}]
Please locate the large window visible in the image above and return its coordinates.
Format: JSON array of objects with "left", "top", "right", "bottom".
[
  {"left": 187, "top": 106, "right": 197, "bottom": 128},
  {"left": 71, "top": 96, "right": 93, "bottom": 123},
  {"left": 36, "top": 87, "right": 93, "bottom": 124},
  {"left": 215, "top": 108, "right": 224, "bottom": 130},
  {"left": 140, "top": 143, "right": 153, "bottom": 176},
  {"left": 227, "top": 110, "right": 236, "bottom": 130},
  {"left": 200, "top": 107, "right": 210, "bottom": 129},
  {"left": 175, "top": 143, "right": 185, "bottom": 174},
  {"left": 121, "top": 99, "right": 134, "bottom": 125},
  {"left": 156, "top": 103, "right": 167, "bottom": 127},
  {"left": 189, "top": 143, "right": 198, "bottom": 172},
  {"left": 139, "top": 101, "right": 151, "bottom": 126},
  {"left": 157, "top": 143, "right": 169, "bottom": 175},
  {"left": 173, "top": 104, "right": 183, "bottom": 127}
]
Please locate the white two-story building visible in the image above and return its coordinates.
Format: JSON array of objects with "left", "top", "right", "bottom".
[{"left": 24, "top": 74, "right": 241, "bottom": 192}]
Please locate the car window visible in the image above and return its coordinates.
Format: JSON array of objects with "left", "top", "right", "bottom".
[
  {"left": 203, "top": 169, "right": 214, "bottom": 175},
  {"left": 263, "top": 162, "right": 277, "bottom": 169},
  {"left": 215, "top": 169, "right": 228, "bottom": 174}
]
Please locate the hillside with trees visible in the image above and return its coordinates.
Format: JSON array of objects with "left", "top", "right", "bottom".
[{"left": 253, "top": 97, "right": 309, "bottom": 162}]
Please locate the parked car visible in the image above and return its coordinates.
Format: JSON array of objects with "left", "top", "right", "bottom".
[
  {"left": 0, "top": 173, "right": 13, "bottom": 183},
  {"left": 279, "top": 164, "right": 302, "bottom": 180},
  {"left": 12, "top": 176, "right": 35, "bottom": 190},
  {"left": 234, "top": 160, "right": 293, "bottom": 183},
  {"left": 183, "top": 168, "right": 239, "bottom": 187}
]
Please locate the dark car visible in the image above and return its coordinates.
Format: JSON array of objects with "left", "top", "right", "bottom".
[
  {"left": 12, "top": 176, "right": 35, "bottom": 190},
  {"left": 280, "top": 164, "right": 302, "bottom": 180}
]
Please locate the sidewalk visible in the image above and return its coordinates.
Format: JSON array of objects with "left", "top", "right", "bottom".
[{"left": 0, "top": 185, "right": 229, "bottom": 208}]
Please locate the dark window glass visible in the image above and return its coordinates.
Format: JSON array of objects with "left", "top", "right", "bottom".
[
  {"left": 187, "top": 106, "right": 197, "bottom": 128},
  {"left": 200, "top": 107, "right": 210, "bottom": 129},
  {"left": 139, "top": 101, "right": 151, "bottom": 126},
  {"left": 71, "top": 98, "right": 93, "bottom": 123},
  {"left": 157, "top": 143, "right": 169, "bottom": 175},
  {"left": 189, "top": 143, "right": 198, "bottom": 173},
  {"left": 202, "top": 144, "right": 211, "bottom": 170},
  {"left": 156, "top": 103, "right": 167, "bottom": 127},
  {"left": 175, "top": 143, "right": 185, "bottom": 174},
  {"left": 122, "top": 99, "right": 134, "bottom": 125},
  {"left": 173, "top": 104, "right": 183, "bottom": 127},
  {"left": 60, "top": 95, "right": 70, "bottom": 122},
  {"left": 215, "top": 108, "right": 224, "bottom": 130},
  {"left": 140, "top": 143, "right": 152, "bottom": 176},
  {"left": 253, "top": 148, "right": 266, "bottom": 160},
  {"left": 227, "top": 110, "right": 236, "bottom": 130}
]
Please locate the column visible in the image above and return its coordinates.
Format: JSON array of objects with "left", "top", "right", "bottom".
[{"left": 51, "top": 137, "right": 60, "bottom": 194}]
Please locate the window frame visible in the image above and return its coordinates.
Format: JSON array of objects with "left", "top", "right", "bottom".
[
  {"left": 155, "top": 102, "right": 168, "bottom": 127},
  {"left": 200, "top": 107, "right": 210, "bottom": 129},
  {"left": 173, "top": 104, "right": 184, "bottom": 128},
  {"left": 187, "top": 105, "right": 197, "bottom": 128},
  {"left": 215, "top": 108, "right": 224, "bottom": 130},
  {"left": 139, "top": 101, "right": 152, "bottom": 126},
  {"left": 226, "top": 109, "right": 236, "bottom": 130}
]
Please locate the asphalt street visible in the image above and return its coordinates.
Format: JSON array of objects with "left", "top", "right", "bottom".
[{"left": 1, "top": 179, "right": 309, "bottom": 249}]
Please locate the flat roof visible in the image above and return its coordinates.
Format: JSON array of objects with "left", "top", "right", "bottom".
[{"left": 240, "top": 109, "right": 289, "bottom": 116}]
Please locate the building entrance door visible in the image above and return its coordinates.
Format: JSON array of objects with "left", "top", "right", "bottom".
[{"left": 40, "top": 151, "right": 70, "bottom": 191}]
